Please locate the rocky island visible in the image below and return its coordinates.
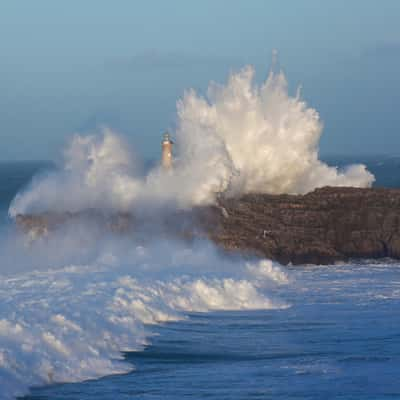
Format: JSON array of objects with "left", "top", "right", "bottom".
[{"left": 15, "top": 186, "right": 400, "bottom": 265}]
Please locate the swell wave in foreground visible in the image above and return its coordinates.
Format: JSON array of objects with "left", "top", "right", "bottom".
[{"left": 0, "top": 237, "right": 289, "bottom": 400}]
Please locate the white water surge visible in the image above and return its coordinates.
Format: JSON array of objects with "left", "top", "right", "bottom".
[
  {"left": 9, "top": 57, "right": 374, "bottom": 216},
  {"left": 0, "top": 235, "right": 288, "bottom": 400}
]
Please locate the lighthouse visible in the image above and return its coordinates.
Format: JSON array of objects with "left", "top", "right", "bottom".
[{"left": 161, "top": 132, "right": 173, "bottom": 169}]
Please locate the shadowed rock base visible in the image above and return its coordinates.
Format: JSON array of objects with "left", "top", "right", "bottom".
[{"left": 15, "top": 187, "right": 400, "bottom": 265}]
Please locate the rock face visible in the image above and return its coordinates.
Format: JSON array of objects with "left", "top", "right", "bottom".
[
  {"left": 14, "top": 187, "right": 400, "bottom": 265},
  {"left": 205, "top": 187, "right": 400, "bottom": 264}
]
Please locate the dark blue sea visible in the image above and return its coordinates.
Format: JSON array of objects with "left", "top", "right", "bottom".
[{"left": 0, "top": 159, "right": 399, "bottom": 400}]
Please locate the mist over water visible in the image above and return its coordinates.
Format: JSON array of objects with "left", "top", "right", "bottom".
[{"left": 9, "top": 57, "right": 373, "bottom": 217}]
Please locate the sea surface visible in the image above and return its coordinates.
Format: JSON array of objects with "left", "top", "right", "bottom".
[{"left": 0, "top": 159, "right": 399, "bottom": 400}]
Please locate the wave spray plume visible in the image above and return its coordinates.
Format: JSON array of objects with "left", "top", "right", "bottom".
[{"left": 10, "top": 55, "right": 374, "bottom": 215}]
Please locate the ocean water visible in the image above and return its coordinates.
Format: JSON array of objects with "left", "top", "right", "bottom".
[{"left": 0, "top": 161, "right": 399, "bottom": 400}]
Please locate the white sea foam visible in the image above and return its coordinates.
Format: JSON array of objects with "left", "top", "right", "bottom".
[
  {"left": 9, "top": 55, "right": 374, "bottom": 217},
  {"left": 247, "top": 259, "right": 290, "bottom": 284},
  {"left": 0, "top": 236, "right": 288, "bottom": 400}
]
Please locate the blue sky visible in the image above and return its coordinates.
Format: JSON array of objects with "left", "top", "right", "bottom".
[{"left": 1, "top": 0, "right": 400, "bottom": 160}]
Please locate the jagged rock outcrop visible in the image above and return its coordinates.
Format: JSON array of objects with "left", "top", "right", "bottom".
[{"left": 15, "top": 187, "right": 400, "bottom": 265}]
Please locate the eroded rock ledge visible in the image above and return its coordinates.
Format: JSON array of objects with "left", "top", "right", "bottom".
[{"left": 15, "top": 187, "right": 400, "bottom": 265}]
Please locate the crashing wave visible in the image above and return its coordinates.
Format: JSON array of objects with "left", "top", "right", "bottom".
[{"left": 9, "top": 56, "right": 373, "bottom": 217}]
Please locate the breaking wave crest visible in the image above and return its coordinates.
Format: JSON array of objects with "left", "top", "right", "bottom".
[{"left": 0, "top": 236, "right": 289, "bottom": 400}]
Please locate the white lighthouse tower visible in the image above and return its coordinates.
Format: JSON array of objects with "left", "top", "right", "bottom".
[{"left": 161, "top": 132, "right": 173, "bottom": 169}]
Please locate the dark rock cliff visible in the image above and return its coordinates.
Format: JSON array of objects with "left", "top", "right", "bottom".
[
  {"left": 203, "top": 187, "right": 400, "bottom": 264},
  {"left": 14, "top": 187, "right": 400, "bottom": 265}
]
